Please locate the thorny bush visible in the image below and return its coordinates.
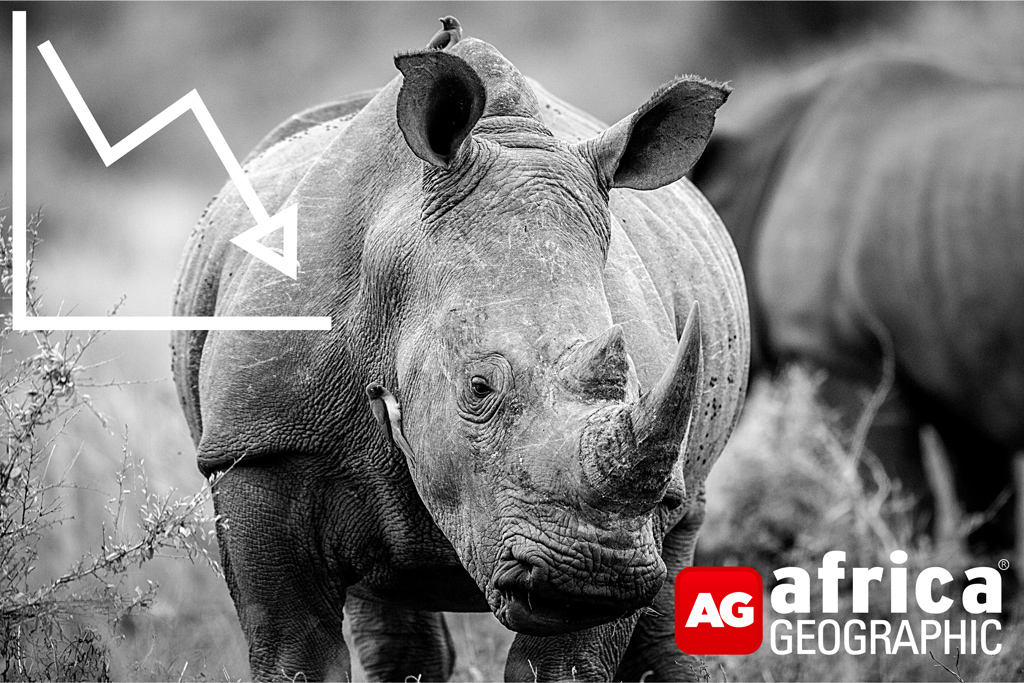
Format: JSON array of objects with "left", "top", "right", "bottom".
[{"left": 1, "top": 215, "right": 221, "bottom": 681}]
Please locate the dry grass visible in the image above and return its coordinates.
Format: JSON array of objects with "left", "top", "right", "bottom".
[
  {"left": 19, "top": 379, "right": 250, "bottom": 683},
  {"left": 701, "top": 367, "right": 1024, "bottom": 682},
  {"left": 1, "top": 219, "right": 223, "bottom": 681}
]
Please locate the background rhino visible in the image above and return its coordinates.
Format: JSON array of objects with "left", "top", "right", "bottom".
[
  {"left": 690, "top": 50, "right": 1024, "bottom": 553},
  {"left": 172, "top": 37, "right": 748, "bottom": 681}
]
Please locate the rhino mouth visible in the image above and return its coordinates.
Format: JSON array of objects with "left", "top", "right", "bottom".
[
  {"left": 488, "top": 533, "right": 665, "bottom": 635},
  {"left": 495, "top": 587, "right": 633, "bottom": 636}
]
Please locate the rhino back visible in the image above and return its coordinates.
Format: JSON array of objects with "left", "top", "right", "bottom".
[
  {"left": 842, "top": 85, "right": 1024, "bottom": 446},
  {"left": 175, "top": 73, "right": 424, "bottom": 475},
  {"left": 748, "top": 57, "right": 1024, "bottom": 446},
  {"left": 242, "top": 89, "right": 380, "bottom": 165},
  {"left": 172, "top": 93, "right": 381, "bottom": 445}
]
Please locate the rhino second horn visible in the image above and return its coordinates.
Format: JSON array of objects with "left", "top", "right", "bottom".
[
  {"left": 560, "top": 325, "right": 639, "bottom": 401},
  {"left": 630, "top": 301, "right": 702, "bottom": 470}
]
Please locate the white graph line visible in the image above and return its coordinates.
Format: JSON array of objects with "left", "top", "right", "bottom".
[
  {"left": 10, "top": 11, "right": 331, "bottom": 331},
  {"left": 12, "top": 12, "right": 26, "bottom": 331},
  {"left": 37, "top": 39, "right": 298, "bottom": 280}
]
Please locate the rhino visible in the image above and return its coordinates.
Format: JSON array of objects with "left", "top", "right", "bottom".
[
  {"left": 690, "top": 52, "right": 1024, "bottom": 550},
  {"left": 173, "top": 36, "right": 748, "bottom": 682}
]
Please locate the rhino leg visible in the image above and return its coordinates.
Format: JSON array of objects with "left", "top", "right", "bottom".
[
  {"left": 616, "top": 488, "right": 706, "bottom": 682},
  {"left": 503, "top": 616, "right": 638, "bottom": 682},
  {"left": 214, "top": 464, "right": 351, "bottom": 681},
  {"left": 346, "top": 595, "right": 455, "bottom": 682}
]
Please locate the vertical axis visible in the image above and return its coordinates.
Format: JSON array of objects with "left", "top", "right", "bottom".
[{"left": 12, "top": 11, "right": 27, "bottom": 329}]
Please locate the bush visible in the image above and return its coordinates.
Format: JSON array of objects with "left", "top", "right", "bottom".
[
  {"left": 702, "top": 368, "right": 918, "bottom": 577},
  {"left": 701, "top": 367, "right": 1023, "bottom": 682},
  {"left": 1, "top": 216, "right": 220, "bottom": 681}
]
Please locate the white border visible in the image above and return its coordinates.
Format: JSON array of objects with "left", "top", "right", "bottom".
[{"left": 10, "top": 11, "right": 332, "bottom": 332}]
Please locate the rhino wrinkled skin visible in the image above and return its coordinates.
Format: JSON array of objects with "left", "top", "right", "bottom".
[{"left": 173, "top": 37, "right": 749, "bottom": 682}]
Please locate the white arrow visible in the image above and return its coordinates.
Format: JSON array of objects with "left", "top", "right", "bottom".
[
  {"left": 230, "top": 203, "right": 297, "bottom": 280},
  {"left": 37, "top": 40, "right": 299, "bottom": 279}
]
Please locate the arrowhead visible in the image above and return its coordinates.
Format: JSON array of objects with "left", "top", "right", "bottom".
[{"left": 229, "top": 204, "right": 299, "bottom": 279}]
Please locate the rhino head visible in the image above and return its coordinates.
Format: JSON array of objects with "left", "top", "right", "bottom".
[{"left": 365, "top": 41, "right": 730, "bottom": 636}]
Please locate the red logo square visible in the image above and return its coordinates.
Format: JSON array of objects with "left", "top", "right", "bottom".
[{"left": 675, "top": 566, "right": 763, "bottom": 655}]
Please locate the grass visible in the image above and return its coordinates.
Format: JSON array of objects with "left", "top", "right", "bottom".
[
  {"left": 1, "top": 217, "right": 226, "bottom": 681},
  {"left": 701, "top": 367, "right": 1024, "bottom": 682},
  {"left": 27, "top": 378, "right": 250, "bottom": 683}
]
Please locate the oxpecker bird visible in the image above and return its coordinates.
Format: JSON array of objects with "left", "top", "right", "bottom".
[
  {"left": 366, "top": 382, "right": 416, "bottom": 464},
  {"left": 427, "top": 16, "right": 462, "bottom": 50}
]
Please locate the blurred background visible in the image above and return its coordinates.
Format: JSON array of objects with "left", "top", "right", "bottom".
[
  {"left": 4, "top": 1, "right": 1024, "bottom": 375},
  {"left": 2, "top": 2, "right": 1024, "bottom": 680}
]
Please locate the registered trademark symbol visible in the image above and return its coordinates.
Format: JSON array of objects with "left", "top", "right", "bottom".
[{"left": 998, "top": 559, "right": 1010, "bottom": 571}]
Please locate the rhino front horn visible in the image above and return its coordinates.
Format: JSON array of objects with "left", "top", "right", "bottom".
[{"left": 630, "top": 301, "right": 703, "bottom": 470}]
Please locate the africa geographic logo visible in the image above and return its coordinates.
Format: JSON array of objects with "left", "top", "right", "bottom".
[
  {"left": 675, "top": 566, "right": 763, "bottom": 655},
  {"left": 675, "top": 551, "right": 1004, "bottom": 657}
]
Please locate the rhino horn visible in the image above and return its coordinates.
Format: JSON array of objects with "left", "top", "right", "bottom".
[
  {"left": 581, "top": 303, "right": 701, "bottom": 513},
  {"left": 560, "top": 325, "right": 639, "bottom": 402},
  {"left": 631, "top": 301, "right": 702, "bottom": 462}
]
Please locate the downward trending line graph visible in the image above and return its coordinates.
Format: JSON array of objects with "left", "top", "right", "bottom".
[
  {"left": 10, "top": 11, "right": 331, "bottom": 331},
  {"left": 37, "top": 41, "right": 299, "bottom": 281}
]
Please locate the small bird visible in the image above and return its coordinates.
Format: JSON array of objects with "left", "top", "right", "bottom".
[
  {"left": 426, "top": 16, "right": 462, "bottom": 50},
  {"left": 365, "top": 382, "right": 416, "bottom": 463}
]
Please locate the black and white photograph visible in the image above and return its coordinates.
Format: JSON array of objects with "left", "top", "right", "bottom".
[{"left": 2, "top": 3, "right": 1024, "bottom": 681}]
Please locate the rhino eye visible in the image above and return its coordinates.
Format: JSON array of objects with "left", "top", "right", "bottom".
[
  {"left": 470, "top": 376, "right": 493, "bottom": 398},
  {"left": 459, "top": 359, "right": 510, "bottom": 424}
]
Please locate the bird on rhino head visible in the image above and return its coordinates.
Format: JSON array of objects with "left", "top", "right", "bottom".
[{"left": 427, "top": 15, "right": 462, "bottom": 50}]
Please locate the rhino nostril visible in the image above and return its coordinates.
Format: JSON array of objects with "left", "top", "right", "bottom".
[
  {"left": 493, "top": 553, "right": 540, "bottom": 593},
  {"left": 513, "top": 559, "right": 538, "bottom": 590},
  {"left": 662, "top": 488, "right": 684, "bottom": 512},
  {"left": 518, "top": 560, "right": 538, "bottom": 590}
]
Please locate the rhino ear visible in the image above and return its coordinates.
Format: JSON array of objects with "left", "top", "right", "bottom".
[
  {"left": 395, "top": 51, "right": 487, "bottom": 169},
  {"left": 588, "top": 76, "right": 730, "bottom": 191}
]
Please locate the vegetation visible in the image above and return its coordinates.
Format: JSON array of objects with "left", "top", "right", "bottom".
[
  {"left": 1, "top": 218, "right": 221, "bottom": 681},
  {"left": 700, "top": 368, "right": 1024, "bottom": 682}
]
